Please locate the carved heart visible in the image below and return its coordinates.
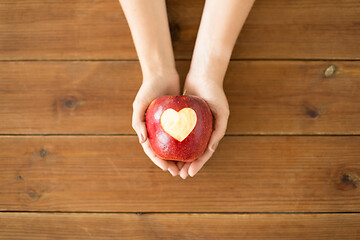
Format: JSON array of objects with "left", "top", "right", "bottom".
[{"left": 160, "top": 108, "right": 197, "bottom": 142}]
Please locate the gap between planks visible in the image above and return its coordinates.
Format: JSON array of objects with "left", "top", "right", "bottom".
[
  {"left": 0, "top": 59, "right": 360, "bottom": 62},
  {"left": 0, "top": 134, "right": 360, "bottom": 137},
  {"left": 1, "top": 211, "right": 360, "bottom": 215}
]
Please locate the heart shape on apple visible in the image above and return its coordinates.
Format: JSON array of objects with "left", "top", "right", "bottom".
[
  {"left": 160, "top": 108, "right": 197, "bottom": 142},
  {"left": 146, "top": 95, "right": 213, "bottom": 162}
]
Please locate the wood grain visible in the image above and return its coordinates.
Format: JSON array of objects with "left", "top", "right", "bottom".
[
  {"left": 0, "top": 136, "right": 359, "bottom": 212},
  {"left": 1, "top": 61, "right": 360, "bottom": 134},
  {"left": 1, "top": 0, "right": 359, "bottom": 235},
  {"left": 1, "top": 0, "right": 359, "bottom": 60},
  {"left": 0, "top": 213, "right": 359, "bottom": 239}
]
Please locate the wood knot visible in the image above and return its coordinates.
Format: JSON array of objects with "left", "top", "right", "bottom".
[
  {"left": 64, "top": 97, "right": 78, "bottom": 108},
  {"left": 324, "top": 64, "right": 337, "bottom": 78},
  {"left": 27, "top": 189, "right": 42, "bottom": 200},
  {"left": 169, "top": 22, "right": 181, "bottom": 42},
  {"left": 53, "top": 96, "right": 83, "bottom": 115},
  {"left": 303, "top": 102, "right": 320, "bottom": 119},
  {"left": 40, "top": 148, "right": 48, "bottom": 158},
  {"left": 17, "top": 175, "right": 23, "bottom": 181},
  {"left": 337, "top": 173, "right": 359, "bottom": 191},
  {"left": 306, "top": 109, "right": 319, "bottom": 119}
]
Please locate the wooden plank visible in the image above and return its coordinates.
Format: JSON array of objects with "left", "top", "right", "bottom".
[
  {"left": 0, "top": 61, "right": 141, "bottom": 134},
  {"left": 1, "top": 61, "right": 360, "bottom": 134},
  {"left": 0, "top": 0, "right": 359, "bottom": 60},
  {"left": 0, "top": 213, "right": 359, "bottom": 239},
  {"left": 0, "top": 136, "right": 359, "bottom": 212}
]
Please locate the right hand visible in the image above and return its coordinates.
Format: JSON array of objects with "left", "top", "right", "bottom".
[{"left": 132, "top": 73, "right": 181, "bottom": 176}]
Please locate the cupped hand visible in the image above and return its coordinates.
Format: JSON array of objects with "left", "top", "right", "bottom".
[
  {"left": 177, "top": 76, "right": 230, "bottom": 179},
  {"left": 132, "top": 73, "right": 181, "bottom": 176}
]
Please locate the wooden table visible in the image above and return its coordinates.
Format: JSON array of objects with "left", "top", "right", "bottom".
[{"left": 0, "top": 0, "right": 359, "bottom": 239}]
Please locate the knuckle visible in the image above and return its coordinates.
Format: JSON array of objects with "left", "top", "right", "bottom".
[
  {"left": 223, "top": 108, "right": 230, "bottom": 118},
  {"left": 134, "top": 96, "right": 148, "bottom": 106},
  {"left": 132, "top": 121, "right": 140, "bottom": 130},
  {"left": 132, "top": 98, "right": 145, "bottom": 108},
  {"left": 132, "top": 100, "right": 139, "bottom": 109},
  {"left": 215, "top": 107, "right": 230, "bottom": 119},
  {"left": 213, "top": 126, "right": 227, "bottom": 140},
  {"left": 216, "top": 131, "right": 226, "bottom": 140}
]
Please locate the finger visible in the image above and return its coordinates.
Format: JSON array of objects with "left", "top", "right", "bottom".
[
  {"left": 132, "top": 121, "right": 148, "bottom": 144},
  {"left": 132, "top": 99, "right": 149, "bottom": 143},
  {"left": 168, "top": 161, "right": 180, "bottom": 176},
  {"left": 141, "top": 139, "right": 169, "bottom": 171},
  {"left": 188, "top": 148, "right": 214, "bottom": 177},
  {"left": 180, "top": 162, "right": 191, "bottom": 179},
  {"left": 176, "top": 161, "right": 185, "bottom": 170},
  {"left": 208, "top": 110, "right": 229, "bottom": 152}
]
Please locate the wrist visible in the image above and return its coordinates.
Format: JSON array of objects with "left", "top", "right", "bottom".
[
  {"left": 188, "top": 51, "right": 230, "bottom": 86},
  {"left": 140, "top": 53, "right": 177, "bottom": 80},
  {"left": 141, "top": 63, "right": 178, "bottom": 81},
  {"left": 185, "top": 72, "right": 224, "bottom": 90},
  {"left": 143, "top": 70, "right": 179, "bottom": 86},
  {"left": 186, "top": 62, "right": 226, "bottom": 87}
]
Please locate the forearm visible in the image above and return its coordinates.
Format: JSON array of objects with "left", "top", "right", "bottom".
[
  {"left": 188, "top": 0, "right": 255, "bottom": 83},
  {"left": 119, "top": 0, "right": 177, "bottom": 79}
]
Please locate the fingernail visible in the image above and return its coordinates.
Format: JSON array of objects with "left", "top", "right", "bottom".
[
  {"left": 209, "top": 142, "right": 218, "bottom": 152},
  {"left": 169, "top": 168, "right": 176, "bottom": 176},
  {"left": 139, "top": 134, "right": 145, "bottom": 143},
  {"left": 189, "top": 168, "right": 199, "bottom": 177}
]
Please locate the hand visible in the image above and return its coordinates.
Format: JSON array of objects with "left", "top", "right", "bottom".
[
  {"left": 177, "top": 75, "right": 230, "bottom": 179},
  {"left": 132, "top": 73, "right": 181, "bottom": 176}
]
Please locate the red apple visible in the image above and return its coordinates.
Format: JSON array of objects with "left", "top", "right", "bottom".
[{"left": 145, "top": 95, "right": 213, "bottom": 162}]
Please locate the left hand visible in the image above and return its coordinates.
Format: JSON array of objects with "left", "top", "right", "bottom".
[{"left": 177, "top": 75, "right": 230, "bottom": 179}]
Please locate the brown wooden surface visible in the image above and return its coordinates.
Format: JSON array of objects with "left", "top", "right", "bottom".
[
  {"left": 1, "top": 61, "right": 359, "bottom": 134},
  {"left": 0, "top": 213, "right": 359, "bottom": 239},
  {"left": 0, "top": 136, "right": 359, "bottom": 212},
  {"left": 1, "top": 0, "right": 360, "bottom": 60},
  {"left": 1, "top": 0, "right": 360, "bottom": 238}
]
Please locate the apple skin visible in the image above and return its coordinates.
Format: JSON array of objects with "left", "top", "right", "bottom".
[{"left": 145, "top": 95, "right": 213, "bottom": 162}]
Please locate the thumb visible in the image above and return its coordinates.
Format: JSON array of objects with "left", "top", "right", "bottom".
[
  {"left": 133, "top": 121, "right": 148, "bottom": 144},
  {"left": 208, "top": 110, "right": 229, "bottom": 152},
  {"left": 132, "top": 99, "right": 149, "bottom": 143}
]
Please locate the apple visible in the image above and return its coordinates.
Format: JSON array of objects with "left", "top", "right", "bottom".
[{"left": 145, "top": 95, "right": 213, "bottom": 162}]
